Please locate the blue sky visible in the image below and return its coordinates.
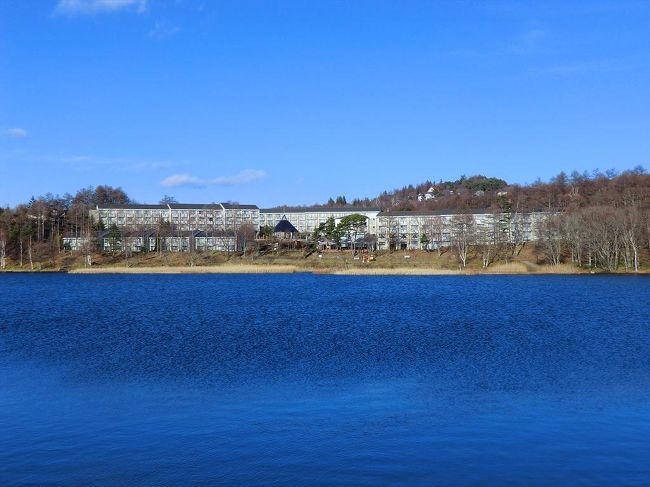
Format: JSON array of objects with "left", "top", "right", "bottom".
[{"left": 1, "top": 0, "right": 649, "bottom": 207}]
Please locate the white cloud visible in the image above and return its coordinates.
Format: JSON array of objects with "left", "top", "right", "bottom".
[
  {"left": 5, "top": 128, "right": 28, "bottom": 138},
  {"left": 54, "top": 0, "right": 147, "bottom": 15},
  {"left": 161, "top": 169, "right": 267, "bottom": 188}
]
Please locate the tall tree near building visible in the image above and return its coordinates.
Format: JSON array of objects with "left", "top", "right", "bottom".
[
  {"left": 450, "top": 214, "right": 476, "bottom": 267},
  {"left": 337, "top": 214, "right": 368, "bottom": 252},
  {"left": 0, "top": 222, "right": 6, "bottom": 269},
  {"left": 0, "top": 208, "right": 8, "bottom": 269},
  {"left": 383, "top": 215, "right": 400, "bottom": 251},
  {"left": 562, "top": 211, "right": 587, "bottom": 267},
  {"left": 260, "top": 225, "right": 274, "bottom": 239},
  {"left": 622, "top": 205, "right": 642, "bottom": 272},
  {"left": 476, "top": 213, "right": 501, "bottom": 268},
  {"left": 583, "top": 207, "right": 625, "bottom": 271},
  {"left": 538, "top": 214, "right": 564, "bottom": 265},
  {"left": 419, "top": 232, "right": 430, "bottom": 250},
  {"left": 319, "top": 217, "right": 337, "bottom": 247},
  {"left": 237, "top": 224, "right": 257, "bottom": 252},
  {"left": 95, "top": 185, "right": 130, "bottom": 205},
  {"left": 159, "top": 195, "right": 178, "bottom": 205},
  {"left": 418, "top": 217, "right": 432, "bottom": 251},
  {"left": 107, "top": 224, "right": 122, "bottom": 254},
  {"left": 430, "top": 216, "right": 448, "bottom": 255}
]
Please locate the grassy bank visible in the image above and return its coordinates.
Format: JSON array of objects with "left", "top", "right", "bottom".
[{"left": 1, "top": 247, "right": 647, "bottom": 275}]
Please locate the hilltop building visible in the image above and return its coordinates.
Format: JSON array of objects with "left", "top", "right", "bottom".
[{"left": 417, "top": 186, "right": 436, "bottom": 201}]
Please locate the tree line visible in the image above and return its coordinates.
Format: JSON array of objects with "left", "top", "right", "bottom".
[
  {"left": 410, "top": 209, "right": 649, "bottom": 271},
  {"left": 321, "top": 167, "right": 648, "bottom": 213},
  {"left": 537, "top": 206, "right": 649, "bottom": 272},
  {"left": 1, "top": 169, "right": 648, "bottom": 271},
  {"left": 0, "top": 185, "right": 130, "bottom": 269}
]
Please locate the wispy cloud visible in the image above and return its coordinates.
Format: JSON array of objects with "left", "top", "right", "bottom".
[
  {"left": 531, "top": 61, "right": 605, "bottom": 76},
  {"left": 148, "top": 20, "right": 181, "bottom": 40},
  {"left": 510, "top": 28, "right": 552, "bottom": 54},
  {"left": 443, "top": 28, "right": 554, "bottom": 61},
  {"left": 522, "top": 28, "right": 550, "bottom": 44},
  {"left": 54, "top": 0, "right": 147, "bottom": 16},
  {"left": 61, "top": 154, "right": 175, "bottom": 172},
  {"left": 0, "top": 150, "right": 175, "bottom": 173},
  {"left": 161, "top": 170, "right": 267, "bottom": 188},
  {"left": 5, "top": 128, "right": 28, "bottom": 138},
  {"left": 525, "top": 58, "right": 647, "bottom": 78}
]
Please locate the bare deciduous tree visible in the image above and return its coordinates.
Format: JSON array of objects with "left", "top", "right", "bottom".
[
  {"left": 451, "top": 214, "right": 476, "bottom": 267},
  {"left": 622, "top": 205, "right": 642, "bottom": 272},
  {"left": 538, "top": 214, "right": 564, "bottom": 265}
]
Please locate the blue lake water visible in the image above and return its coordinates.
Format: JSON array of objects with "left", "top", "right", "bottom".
[{"left": 1, "top": 274, "right": 649, "bottom": 485}]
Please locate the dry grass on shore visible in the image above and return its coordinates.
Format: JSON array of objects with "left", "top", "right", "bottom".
[
  {"left": 478, "top": 262, "right": 531, "bottom": 274},
  {"left": 529, "top": 263, "right": 581, "bottom": 274},
  {"left": 480, "top": 262, "right": 582, "bottom": 274},
  {"left": 332, "top": 267, "right": 462, "bottom": 275},
  {"left": 69, "top": 264, "right": 299, "bottom": 274}
]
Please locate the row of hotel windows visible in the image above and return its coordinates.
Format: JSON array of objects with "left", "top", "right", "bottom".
[
  {"left": 100, "top": 210, "right": 254, "bottom": 218},
  {"left": 97, "top": 210, "right": 538, "bottom": 238}
]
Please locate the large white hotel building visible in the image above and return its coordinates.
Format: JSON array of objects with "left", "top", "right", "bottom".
[
  {"left": 90, "top": 203, "right": 259, "bottom": 233},
  {"left": 88, "top": 203, "right": 545, "bottom": 250}
]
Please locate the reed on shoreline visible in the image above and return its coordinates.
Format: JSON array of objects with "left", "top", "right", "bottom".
[{"left": 69, "top": 264, "right": 299, "bottom": 274}]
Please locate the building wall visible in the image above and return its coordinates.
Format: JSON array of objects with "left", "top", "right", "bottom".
[
  {"left": 90, "top": 207, "right": 170, "bottom": 229},
  {"left": 63, "top": 237, "right": 89, "bottom": 251},
  {"left": 91, "top": 204, "right": 259, "bottom": 233},
  {"left": 259, "top": 208, "right": 544, "bottom": 249},
  {"left": 99, "top": 235, "right": 236, "bottom": 252},
  {"left": 259, "top": 208, "right": 381, "bottom": 235},
  {"left": 375, "top": 212, "right": 546, "bottom": 250},
  {"left": 89, "top": 204, "right": 546, "bottom": 251}
]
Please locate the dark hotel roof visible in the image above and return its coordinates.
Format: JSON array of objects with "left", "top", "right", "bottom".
[
  {"left": 97, "top": 203, "right": 258, "bottom": 210},
  {"left": 261, "top": 206, "right": 381, "bottom": 213},
  {"left": 98, "top": 204, "right": 167, "bottom": 209},
  {"left": 274, "top": 219, "right": 299, "bottom": 233},
  {"left": 167, "top": 203, "right": 227, "bottom": 210},
  {"left": 377, "top": 209, "right": 495, "bottom": 216}
]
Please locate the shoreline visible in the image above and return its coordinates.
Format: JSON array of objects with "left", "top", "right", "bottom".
[
  {"left": 67, "top": 266, "right": 466, "bottom": 275},
  {"left": 3, "top": 247, "right": 648, "bottom": 276},
  {"left": 68, "top": 264, "right": 301, "bottom": 274},
  {"left": 2, "top": 264, "right": 641, "bottom": 275},
  {"left": 2, "top": 256, "right": 648, "bottom": 276}
]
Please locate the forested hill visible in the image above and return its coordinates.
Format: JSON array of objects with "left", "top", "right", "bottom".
[
  {"left": 324, "top": 168, "right": 649, "bottom": 212},
  {"left": 1, "top": 168, "right": 648, "bottom": 218}
]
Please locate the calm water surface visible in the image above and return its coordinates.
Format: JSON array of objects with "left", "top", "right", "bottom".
[{"left": 1, "top": 274, "right": 649, "bottom": 485}]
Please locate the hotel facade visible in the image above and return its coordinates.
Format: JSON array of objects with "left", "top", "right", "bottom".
[
  {"left": 259, "top": 207, "right": 382, "bottom": 235},
  {"left": 85, "top": 203, "right": 546, "bottom": 251},
  {"left": 89, "top": 203, "right": 259, "bottom": 233},
  {"left": 375, "top": 210, "right": 544, "bottom": 250}
]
